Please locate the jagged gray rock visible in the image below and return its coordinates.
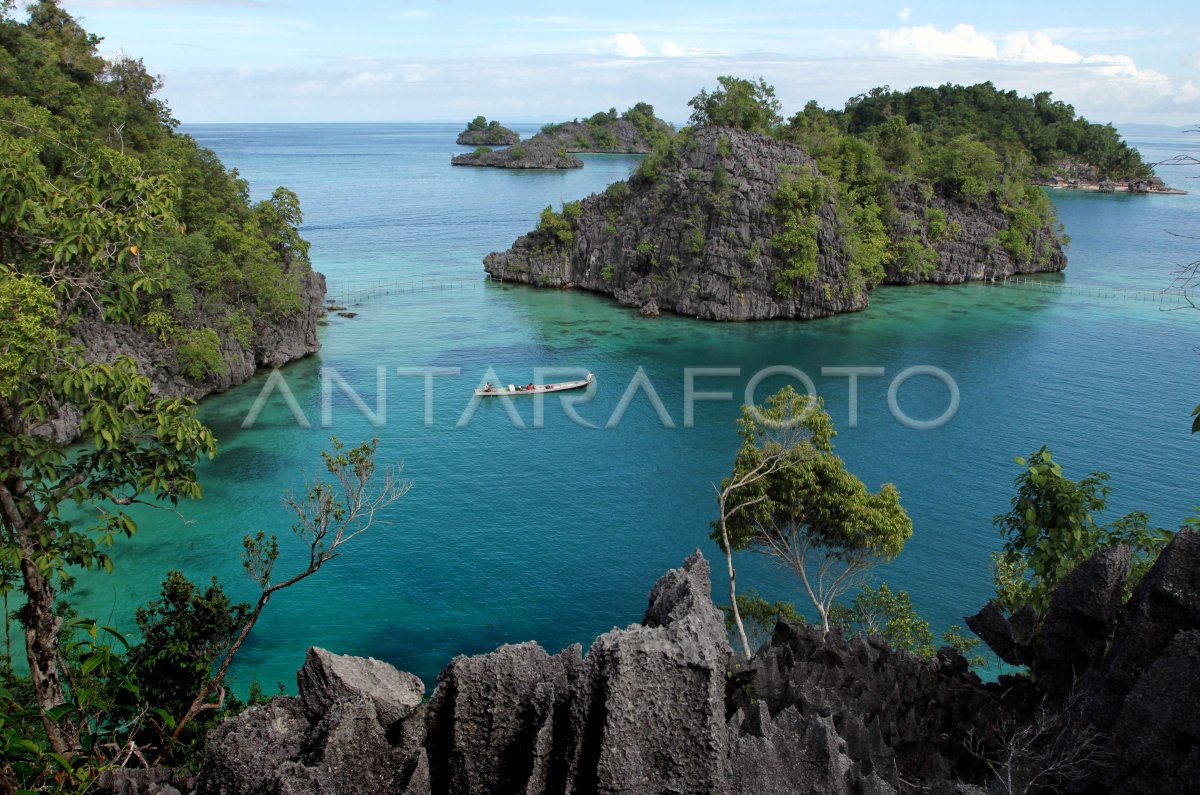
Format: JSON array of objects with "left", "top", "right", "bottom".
[
  {"left": 728, "top": 621, "right": 1011, "bottom": 791},
  {"left": 425, "top": 641, "right": 584, "bottom": 793},
  {"left": 297, "top": 647, "right": 424, "bottom": 730},
  {"left": 452, "top": 142, "right": 582, "bottom": 169},
  {"left": 964, "top": 602, "right": 1039, "bottom": 666},
  {"left": 424, "top": 550, "right": 731, "bottom": 794},
  {"left": 484, "top": 126, "right": 1065, "bottom": 320},
  {"left": 191, "top": 538, "right": 1200, "bottom": 795},
  {"left": 198, "top": 697, "right": 310, "bottom": 795},
  {"left": 1034, "top": 544, "right": 1130, "bottom": 695}
]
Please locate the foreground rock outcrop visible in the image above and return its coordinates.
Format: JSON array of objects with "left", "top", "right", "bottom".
[
  {"left": 196, "top": 553, "right": 1004, "bottom": 794},
  {"left": 188, "top": 532, "right": 1200, "bottom": 794},
  {"left": 42, "top": 270, "right": 325, "bottom": 443},
  {"left": 484, "top": 126, "right": 1066, "bottom": 320}
]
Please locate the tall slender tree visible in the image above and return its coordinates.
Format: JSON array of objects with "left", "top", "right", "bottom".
[{"left": 714, "top": 386, "right": 912, "bottom": 636}]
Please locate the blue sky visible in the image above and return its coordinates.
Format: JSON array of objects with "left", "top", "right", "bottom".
[{"left": 54, "top": 0, "right": 1200, "bottom": 125}]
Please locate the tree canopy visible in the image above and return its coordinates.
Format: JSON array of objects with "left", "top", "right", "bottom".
[
  {"left": 0, "top": 0, "right": 311, "bottom": 383},
  {"left": 688, "top": 76, "right": 783, "bottom": 135},
  {"left": 992, "top": 447, "right": 1172, "bottom": 612},
  {"left": 713, "top": 386, "right": 913, "bottom": 634}
]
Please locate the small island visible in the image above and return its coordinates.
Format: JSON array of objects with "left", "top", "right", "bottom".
[
  {"left": 451, "top": 103, "right": 673, "bottom": 169},
  {"left": 455, "top": 116, "right": 519, "bottom": 146},
  {"left": 485, "top": 80, "right": 1153, "bottom": 320}
]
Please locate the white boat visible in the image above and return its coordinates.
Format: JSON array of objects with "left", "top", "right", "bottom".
[{"left": 475, "top": 372, "right": 593, "bottom": 397}]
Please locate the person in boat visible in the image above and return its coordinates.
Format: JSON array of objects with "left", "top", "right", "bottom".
[
  {"left": 483, "top": 382, "right": 494, "bottom": 393},
  {"left": 526, "top": 382, "right": 534, "bottom": 391}
]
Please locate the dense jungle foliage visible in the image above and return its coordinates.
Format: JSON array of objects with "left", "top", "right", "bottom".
[{"left": 0, "top": 0, "right": 311, "bottom": 382}]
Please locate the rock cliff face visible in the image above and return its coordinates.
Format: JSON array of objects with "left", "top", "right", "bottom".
[
  {"left": 43, "top": 270, "right": 325, "bottom": 443},
  {"left": 484, "top": 126, "right": 1066, "bottom": 320},
  {"left": 452, "top": 116, "right": 672, "bottom": 170},
  {"left": 189, "top": 533, "right": 1200, "bottom": 794}
]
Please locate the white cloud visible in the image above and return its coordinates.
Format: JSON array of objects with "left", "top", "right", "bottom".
[
  {"left": 1001, "top": 32, "right": 1082, "bottom": 64},
  {"left": 661, "top": 40, "right": 684, "bottom": 57},
  {"left": 346, "top": 71, "right": 394, "bottom": 87},
  {"left": 608, "top": 32, "right": 648, "bottom": 58},
  {"left": 876, "top": 24, "right": 997, "bottom": 59},
  {"left": 897, "top": 7, "right": 911, "bottom": 22}
]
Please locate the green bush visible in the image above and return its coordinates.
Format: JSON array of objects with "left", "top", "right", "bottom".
[
  {"left": 176, "top": 328, "right": 227, "bottom": 380},
  {"left": 536, "top": 201, "right": 580, "bottom": 245},
  {"left": 894, "top": 238, "right": 938, "bottom": 277},
  {"left": 770, "top": 168, "right": 831, "bottom": 291}
]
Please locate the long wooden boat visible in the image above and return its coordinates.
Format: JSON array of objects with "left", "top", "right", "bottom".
[{"left": 475, "top": 372, "right": 593, "bottom": 397}]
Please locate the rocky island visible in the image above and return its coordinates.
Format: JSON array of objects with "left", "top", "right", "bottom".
[
  {"left": 485, "top": 125, "right": 1064, "bottom": 320},
  {"left": 455, "top": 116, "right": 519, "bottom": 146},
  {"left": 451, "top": 103, "right": 673, "bottom": 169},
  {"left": 485, "top": 81, "right": 1153, "bottom": 320}
]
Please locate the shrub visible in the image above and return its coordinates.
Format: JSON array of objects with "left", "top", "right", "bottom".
[{"left": 176, "top": 327, "right": 227, "bottom": 380}]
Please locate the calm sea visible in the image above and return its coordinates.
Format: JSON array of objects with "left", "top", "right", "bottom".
[{"left": 62, "top": 123, "right": 1200, "bottom": 691}]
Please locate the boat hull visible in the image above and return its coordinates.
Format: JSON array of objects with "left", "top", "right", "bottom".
[{"left": 475, "top": 375, "right": 593, "bottom": 397}]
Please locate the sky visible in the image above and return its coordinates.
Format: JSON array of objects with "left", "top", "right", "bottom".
[{"left": 50, "top": 0, "right": 1200, "bottom": 125}]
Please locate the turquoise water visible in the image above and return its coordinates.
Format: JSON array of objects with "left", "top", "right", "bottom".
[{"left": 64, "top": 124, "right": 1200, "bottom": 692}]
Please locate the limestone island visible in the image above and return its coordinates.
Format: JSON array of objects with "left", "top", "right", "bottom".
[
  {"left": 452, "top": 103, "right": 673, "bottom": 170},
  {"left": 455, "top": 116, "right": 519, "bottom": 146},
  {"left": 485, "top": 81, "right": 1156, "bottom": 320}
]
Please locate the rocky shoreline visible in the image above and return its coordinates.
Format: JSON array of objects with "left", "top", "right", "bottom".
[
  {"left": 42, "top": 270, "right": 326, "bottom": 444},
  {"left": 105, "top": 529, "right": 1200, "bottom": 794}
]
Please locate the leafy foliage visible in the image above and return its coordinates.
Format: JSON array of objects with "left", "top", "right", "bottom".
[
  {"left": 688, "top": 76, "right": 782, "bottom": 134},
  {"left": 0, "top": 1, "right": 311, "bottom": 383},
  {"left": 536, "top": 201, "right": 581, "bottom": 246},
  {"left": 720, "top": 589, "right": 803, "bottom": 649},
  {"left": 713, "top": 386, "right": 913, "bottom": 633},
  {"left": 992, "top": 447, "right": 1173, "bottom": 612},
  {"left": 123, "top": 572, "right": 250, "bottom": 760},
  {"left": 842, "top": 82, "right": 1150, "bottom": 180},
  {"left": 770, "top": 168, "right": 830, "bottom": 290},
  {"left": 830, "top": 582, "right": 935, "bottom": 658}
]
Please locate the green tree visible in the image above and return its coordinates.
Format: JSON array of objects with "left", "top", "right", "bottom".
[
  {"left": 0, "top": 135, "right": 216, "bottom": 755},
  {"left": 688, "top": 76, "right": 782, "bottom": 135},
  {"left": 124, "top": 571, "right": 250, "bottom": 757},
  {"left": 719, "top": 589, "right": 803, "bottom": 651},
  {"left": 171, "top": 438, "right": 408, "bottom": 740},
  {"left": 830, "top": 582, "right": 935, "bottom": 658},
  {"left": 714, "top": 386, "right": 913, "bottom": 636},
  {"left": 992, "top": 447, "right": 1172, "bottom": 612}
]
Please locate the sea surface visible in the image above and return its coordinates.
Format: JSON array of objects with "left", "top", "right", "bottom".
[{"left": 63, "top": 123, "right": 1200, "bottom": 691}]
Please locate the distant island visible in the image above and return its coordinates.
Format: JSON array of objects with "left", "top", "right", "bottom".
[
  {"left": 485, "top": 80, "right": 1155, "bottom": 320},
  {"left": 456, "top": 116, "right": 519, "bottom": 146},
  {"left": 452, "top": 103, "right": 673, "bottom": 169}
]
